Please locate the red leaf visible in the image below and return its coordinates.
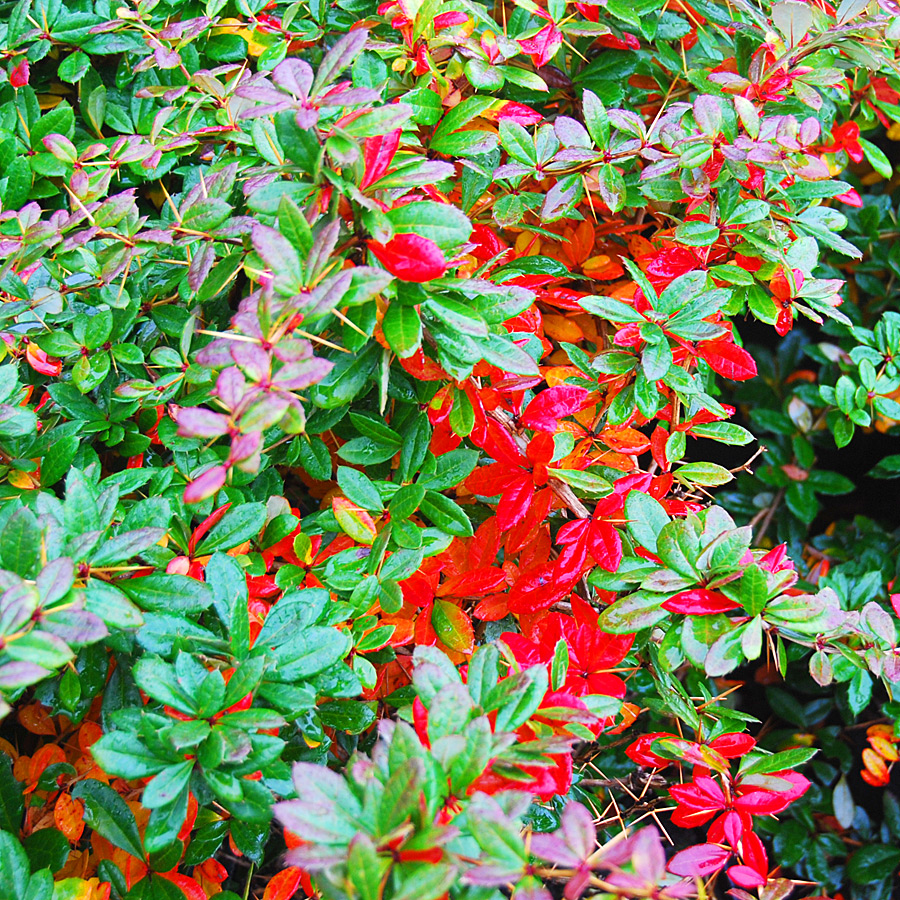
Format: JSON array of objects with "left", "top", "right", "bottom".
[
  {"left": 517, "top": 23, "right": 563, "bottom": 67},
  {"left": 433, "top": 10, "right": 468, "bottom": 29},
  {"left": 157, "top": 874, "right": 206, "bottom": 900},
  {"left": 734, "top": 790, "right": 791, "bottom": 815},
  {"left": 466, "top": 462, "right": 522, "bottom": 496},
  {"left": 368, "top": 233, "right": 447, "bottom": 282},
  {"left": 667, "top": 843, "right": 731, "bottom": 878},
  {"left": 709, "top": 733, "right": 756, "bottom": 758},
  {"left": 9, "top": 59, "right": 29, "bottom": 87},
  {"left": 727, "top": 864, "right": 767, "bottom": 889},
  {"left": 520, "top": 386, "right": 590, "bottom": 432},
  {"left": 497, "top": 476, "right": 534, "bottom": 529},
  {"left": 625, "top": 733, "right": 673, "bottom": 768},
  {"left": 25, "top": 342, "right": 62, "bottom": 376},
  {"left": 662, "top": 589, "right": 741, "bottom": 615},
  {"left": 361, "top": 129, "right": 401, "bottom": 189},
  {"left": 495, "top": 101, "right": 543, "bottom": 125},
  {"left": 696, "top": 340, "right": 758, "bottom": 381},
  {"left": 437, "top": 567, "right": 507, "bottom": 598}
]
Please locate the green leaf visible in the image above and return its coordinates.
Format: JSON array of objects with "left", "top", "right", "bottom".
[
  {"left": 337, "top": 466, "right": 384, "bottom": 512},
  {"left": 624, "top": 491, "right": 670, "bottom": 553},
  {"left": 859, "top": 137, "right": 892, "bottom": 179},
  {"left": 847, "top": 845, "right": 900, "bottom": 884},
  {"left": 195, "top": 503, "right": 266, "bottom": 554},
  {"left": 0, "top": 759, "right": 24, "bottom": 835},
  {"left": 739, "top": 747, "right": 818, "bottom": 777},
  {"left": 386, "top": 201, "right": 472, "bottom": 248},
  {"left": 674, "top": 462, "right": 733, "bottom": 487},
  {"left": 71, "top": 780, "right": 144, "bottom": 859},
  {"left": 119, "top": 575, "right": 213, "bottom": 615},
  {"left": 674, "top": 221, "right": 720, "bottom": 246},
  {"left": 419, "top": 491, "right": 473, "bottom": 537},
  {"left": 580, "top": 295, "right": 646, "bottom": 323},
  {"left": 206, "top": 553, "right": 250, "bottom": 658},
  {"left": 382, "top": 303, "right": 422, "bottom": 358},
  {"left": 551, "top": 468, "right": 613, "bottom": 496},
  {"left": 0, "top": 831, "right": 32, "bottom": 900},
  {"left": 599, "top": 591, "right": 668, "bottom": 633}
]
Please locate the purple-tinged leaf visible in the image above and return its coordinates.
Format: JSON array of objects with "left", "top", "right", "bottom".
[
  {"left": 0, "top": 660, "right": 51, "bottom": 690},
  {"left": 252, "top": 223, "right": 304, "bottom": 296},
  {"left": 559, "top": 801, "right": 596, "bottom": 861},
  {"left": 228, "top": 432, "right": 262, "bottom": 465},
  {"left": 305, "top": 219, "right": 341, "bottom": 283},
  {"left": 272, "top": 58, "right": 315, "bottom": 98},
  {"left": 90, "top": 528, "right": 168, "bottom": 567},
  {"left": 311, "top": 29, "right": 368, "bottom": 95},
  {"left": 230, "top": 342, "right": 271, "bottom": 383},
  {"left": 530, "top": 832, "right": 582, "bottom": 868},
  {"left": 41, "top": 609, "right": 108, "bottom": 645},
  {"left": 629, "top": 826, "right": 666, "bottom": 884},
  {"left": 693, "top": 95, "right": 723, "bottom": 135},
  {"left": 188, "top": 243, "right": 216, "bottom": 292},
  {"left": 0, "top": 582, "right": 40, "bottom": 633},
  {"left": 554, "top": 116, "right": 591, "bottom": 148},
  {"left": 239, "top": 394, "right": 289, "bottom": 432},
  {"left": 213, "top": 367, "right": 248, "bottom": 409},
  {"left": 43, "top": 134, "right": 77, "bottom": 163},
  {"left": 184, "top": 465, "right": 228, "bottom": 504},
  {"left": 667, "top": 843, "right": 731, "bottom": 877},
  {"left": 36, "top": 557, "right": 75, "bottom": 606},
  {"left": 273, "top": 358, "right": 334, "bottom": 390},
  {"left": 176, "top": 407, "right": 231, "bottom": 439}
]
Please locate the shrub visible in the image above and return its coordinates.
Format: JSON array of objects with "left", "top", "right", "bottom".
[{"left": 1, "top": 1, "right": 900, "bottom": 899}]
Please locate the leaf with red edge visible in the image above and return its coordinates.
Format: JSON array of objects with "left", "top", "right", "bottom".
[
  {"left": 432, "top": 599, "right": 474, "bottom": 652},
  {"left": 696, "top": 340, "right": 758, "bottom": 381},
  {"left": 361, "top": 129, "right": 401, "bottom": 189},
  {"left": 368, "top": 233, "right": 447, "bottom": 283},
  {"left": 662, "top": 589, "right": 741, "bottom": 615},
  {"left": 332, "top": 496, "right": 378, "bottom": 545},
  {"left": 520, "top": 386, "right": 590, "bottom": 432},
  {"left": 654, "top": 738, "right": 730, "bottom": 773},
  {"left": 667, "top": 843, "right": 732, "bottom": 877},
  {"left": 188, "top": 503, "right": 232, "bottom": 554},
  {"left": 157, "top": 873, "right": 207, "bottom": 900}
]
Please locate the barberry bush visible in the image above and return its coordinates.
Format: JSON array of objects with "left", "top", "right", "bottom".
[{"left": 1, "top": 0, "right": 900, "bottom": 898}]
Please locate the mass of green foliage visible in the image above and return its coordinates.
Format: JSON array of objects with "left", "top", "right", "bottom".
[{"left": 1, "top": 1, "right": 900, "bottom": 899}]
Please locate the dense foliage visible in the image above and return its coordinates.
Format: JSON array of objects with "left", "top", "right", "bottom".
[{"left": 1, "top": 0, "right": 900, "bottom": 898}]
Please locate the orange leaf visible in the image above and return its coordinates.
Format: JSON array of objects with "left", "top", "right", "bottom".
[
  {"left": 263, "top": 867, "right": 305, "bottom": 900},
  {"left": 29, "top": 743, "right": 66, "bottom": 787},
  {"left": 869, "top": 735, "right": 899, "bottom": 762},
  {"left": 18, "top": 702, "right": 56, "bottom": 735},
  {"left": 862, "top": 748, "right": 890, "bottom": 784},
  {"left": 55, "top": 793, "right": 85, "bottom": 842}
]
